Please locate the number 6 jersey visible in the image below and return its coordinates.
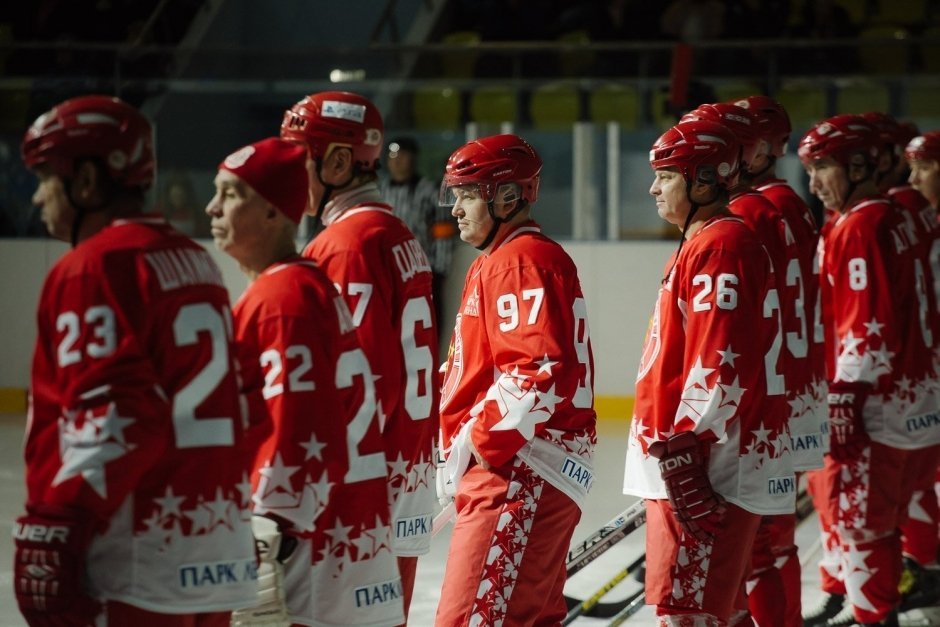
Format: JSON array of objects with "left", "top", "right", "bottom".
[
  {"left": 26, "top": 217, "right": 257, "bottom": 611},
  {"left": 623, "top": 214, "right": 794, "bottom": 515}
]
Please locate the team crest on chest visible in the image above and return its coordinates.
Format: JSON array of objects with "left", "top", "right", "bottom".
[{"left": 463, "top": 287, "right": 480, "bottom": 317}]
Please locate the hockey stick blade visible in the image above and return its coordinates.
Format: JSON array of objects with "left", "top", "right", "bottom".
[{"left": 567, "top": 500, "right": 646, "bottom": 577}]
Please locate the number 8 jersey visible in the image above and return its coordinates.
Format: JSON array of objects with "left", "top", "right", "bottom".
[
  {"left": 26, "top": 218, "right": 257, "bottom": 611},
  {"left": 623, "top": 215, "right": 794, "bottom": 515}
]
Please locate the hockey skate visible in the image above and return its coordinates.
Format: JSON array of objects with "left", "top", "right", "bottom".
[
  {"left": 898, "top": 558, "right": 940, "bottom": 627},
  {"left": 826, "top": 603, "right": 860, "bottom": 627},
  {"left": 804, "top": 593, "right": 847, "bottom": 627}
]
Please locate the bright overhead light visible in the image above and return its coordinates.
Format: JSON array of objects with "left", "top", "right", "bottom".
[{"left": 329, "top": 69, "right": 366, "bottom": 82}]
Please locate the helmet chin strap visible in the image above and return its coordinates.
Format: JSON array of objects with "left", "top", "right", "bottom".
[
  {"left": 311, "top": 158, "right": 359, "bottom": 231},
  {"left": 475, "top": 198, "right": 527, "bottom": 251},
  {"left": 63, "top": 176, "right": 110, "bottom": 248},
  {"left": 661, "top": 181, "right": 718, "bottom": 284}
]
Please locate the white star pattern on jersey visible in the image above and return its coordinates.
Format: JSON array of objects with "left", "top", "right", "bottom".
[
  {"left": 53, "top": 402, "right": 136, "bottom": 498},
  {"left": 486, "top": 365, "right": 566, "bottom": 441},
  {"left": 319, "top": 515, "right": 394, "bottom": 576},
  {"left": 254, "top": 449, "right": 334, "bottom": 532},
  {"left": 835, "top": 324, "right": 894, "bottom": 383},
  {"left": 844, "top": 543, "right": 878, "bottom": 612},
  {"left": 675, "top": 356, "right": 748, "bottom": 438}
]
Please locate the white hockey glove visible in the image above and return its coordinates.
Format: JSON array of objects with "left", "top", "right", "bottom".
[
  {"left": 231, "top": 516, "right": 298, "bottom": 627},
  {"left": 435, "top": 446, "right": 456, "bottom": 508}
]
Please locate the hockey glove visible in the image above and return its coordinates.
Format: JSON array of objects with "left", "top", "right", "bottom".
[
  {"left": 827, "top": 381, "right": 870, "bottom": 462},
  {"left": 231, "top": 516, "right": 298, "bottom": 627},
  {"left": 13, "top": 504, "right": 100, "bottom": 621},
  {"left": 648, "top": 431, "right": 725, "bottom": 542}
]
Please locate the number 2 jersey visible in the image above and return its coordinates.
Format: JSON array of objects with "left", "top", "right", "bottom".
[
  {"left": 26, "top": 217, "right": 257, "bottom": 612},
  {"left": 623, "top": 214, "right": 794, "bottom": 515},
  {"left": 303, "top": 185, "right": 440, "bottom": 556},
  {"left": 232, "top": 258, "right": 403, "bottom": 626},
  {"left": 438, "top": 220, "right": 597, "bottom": 509}
]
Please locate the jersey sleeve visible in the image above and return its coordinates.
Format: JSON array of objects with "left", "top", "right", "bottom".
[
  {"left": 469, "top": 264, "right": 587, "bottom": 467},
  {"left": 673, "top": 245, "right": 772, "bottom": 444},
  {"left": 825, "top": 220, "right": 897, "bottom": 387},
  {"left": 26, "top": 266, "right": 173, "bottom": 523},
  {"left": 249, "top": 311, "right": 348, "bottom": 534}
]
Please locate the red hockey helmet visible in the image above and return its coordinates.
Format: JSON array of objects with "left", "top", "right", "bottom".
[
  {"left": 682, "top": 103, "right": 761, "bottom": 170},
  {"left": 860, "top": 111, "right": 905, "bottom": 160},
  {"left": 441, "top": 134, "right": 541, "bottom": 206},
  {"left": 905, "top": 131, "right": 940, "bottom": 163},
  {"left": 733, "top": 95, "right": 791, "bottom": 158},
  {"left": 798, "top": 114, "right": 879, "bottom": 169},
  {"left": 21, "top": 95, "right": 155, "bottom": 189},
  {"left": 280, "top": 91, "right": 383, "bottom": 173},
  {"left": 650, "top": 119, "right": 741, "bottom": 189}
]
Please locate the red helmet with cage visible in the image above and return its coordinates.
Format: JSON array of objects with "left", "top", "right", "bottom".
[
  {"left": 280, "top": 91, "right": 384, "bottom": 173},
  {"left": 650, "top": 119, "right": 741, "bottom": 189},
  {"left": 21, "top": 95, "right": 155, "bottom": 189},
  {"left": 682, "top": 103, "right": 761, "bottom": 170},
  {"left": 798, "top": 114, "right": 879, "bottom": 170},
  {"left": 733, "top": 95, "right": 791, "bottom": 158},
  {"left": 906, "top": 131, "right": 940, "bottom": 163},
  {"left": 441, "top": 134, "right": 541, "bottom": 206}
]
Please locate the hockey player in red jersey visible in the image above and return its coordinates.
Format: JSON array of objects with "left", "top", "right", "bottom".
[
  {"left": 16, "top": 95, "right": 258, "bottom": 627},
  {"left": 435, "top": 134, "right": 597, "bottom": 626},
  {"left": 729, "top": 95, "right": 828, "bottom": 627},
  {"left": 799, "top": 115, "right": 940, "bottom": 626},
  {"left": 908, "top": 132, "right": 940, "bottom": 211},
  {"left": 863, "top": 113, "right": 940, "bottom": 617},
  {"left": 623, "top": 119, "right": 793, "bottom": 626},
  {"left": 206, "top": 137, "right": 404, "bottom": 626},
  {"left": 280, "top": 91, "right": 438, "bottom": 620}
]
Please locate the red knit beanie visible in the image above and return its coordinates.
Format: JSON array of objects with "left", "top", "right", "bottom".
[{"left": 219, "top": 137, "right": 309, "bottom": 223}]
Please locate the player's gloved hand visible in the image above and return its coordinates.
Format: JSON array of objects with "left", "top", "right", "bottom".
[
  {"left": 435, "top": 448, "right": 455, "bottom": 508},
  {"left": 231, "top": 516, "right": 298, "bottom": 627},
  {"left": 13, "top": 504, "right": 100, "bottom": 622},
  {"left": 648, "top": 431, "right": 725, "bottom": 542},
  {"left": 827, "top": 381, "right": 871, "bottom": 462}
]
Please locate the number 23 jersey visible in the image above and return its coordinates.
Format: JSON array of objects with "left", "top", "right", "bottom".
[{"left": 27, "top": 218, "right": 256, "bottom": 611}]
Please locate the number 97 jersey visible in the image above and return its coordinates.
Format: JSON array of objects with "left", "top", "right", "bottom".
[{"left": 439, "top": 221, "right": 597, "bottom": 502}]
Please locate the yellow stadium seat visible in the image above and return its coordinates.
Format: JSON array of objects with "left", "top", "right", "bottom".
[
  {"left": 556, "top": 29, "right": 595, "bottom": 77},
  {"left": 835, "top": 81, "right": 890, "bottom": 115},
  {"left": 529, "top": 82, "right": 581, "bottom": 130},
  {"left": 776, "top": 81, "right": 828, "bottom": 133},
  {"left": 589, "top": 83, "right": 639, "bottom": 129},
  {"left": 858, "top": 25, "right": 912, "bottom": 74},
  {"left": 469, "top": 84, "right": 517, "bottom": 126},
  {"left": 440, "top": 30, "right": 481, "bottom": 78},
  {"left": 834, "top": 0, "right": 869, "bottom": 25},
  {"left": 650, "top": 88, "right": 679, "bottom": 131},
  {"left": 873, "top": 0, "right": 926, "bottom": 26},
  {"left": 907, "top": 84, "right": 940, "bottom": 119},
  {"left": 921, "top": 25, "right": 940, "bottom": 73},
  {"left": 412, "top": 86, "right": 462, "bottom": 131}
]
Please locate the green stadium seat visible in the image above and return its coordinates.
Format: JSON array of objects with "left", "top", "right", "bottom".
[
  {"left": 529, "top": 82, "right": 581, "bottom": 130},
  {"left": 412, "top": 86, "right": 462, "bottom": 131},
  {"left": 835, "top": 81, "right": 890, "bottom": 115},
  {"left": 776, "top": 81, "right": 828, "bottom": 132},
  {"left": 469, "top": 84, "right": 517, "bottom": 126},
  {"left": 589, "top": 83, "right": 639, "bottom": 130},
  {"left": 440, "top": 30, "right": 480, "bottom": 78}
]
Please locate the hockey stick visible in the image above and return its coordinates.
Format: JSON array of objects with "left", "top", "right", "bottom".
[
  {"left": 563, "top": 553, "right": 646, "bottom": 625},
  {"left": 566, "top": 489, "right": 818, "bottom": 620},
  {"left": 566, "top": 500, "right": 647, "bottom": 578},
  {"left": 432, "top": 502, "right": 456, "bottom": 537},
  {"left": 606, "top": 588, "right": 647, "bottom": 626}
]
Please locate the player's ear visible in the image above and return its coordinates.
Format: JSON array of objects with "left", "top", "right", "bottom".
[{"left": 72, "top": 160, "right": 108, "bottom": 205}]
